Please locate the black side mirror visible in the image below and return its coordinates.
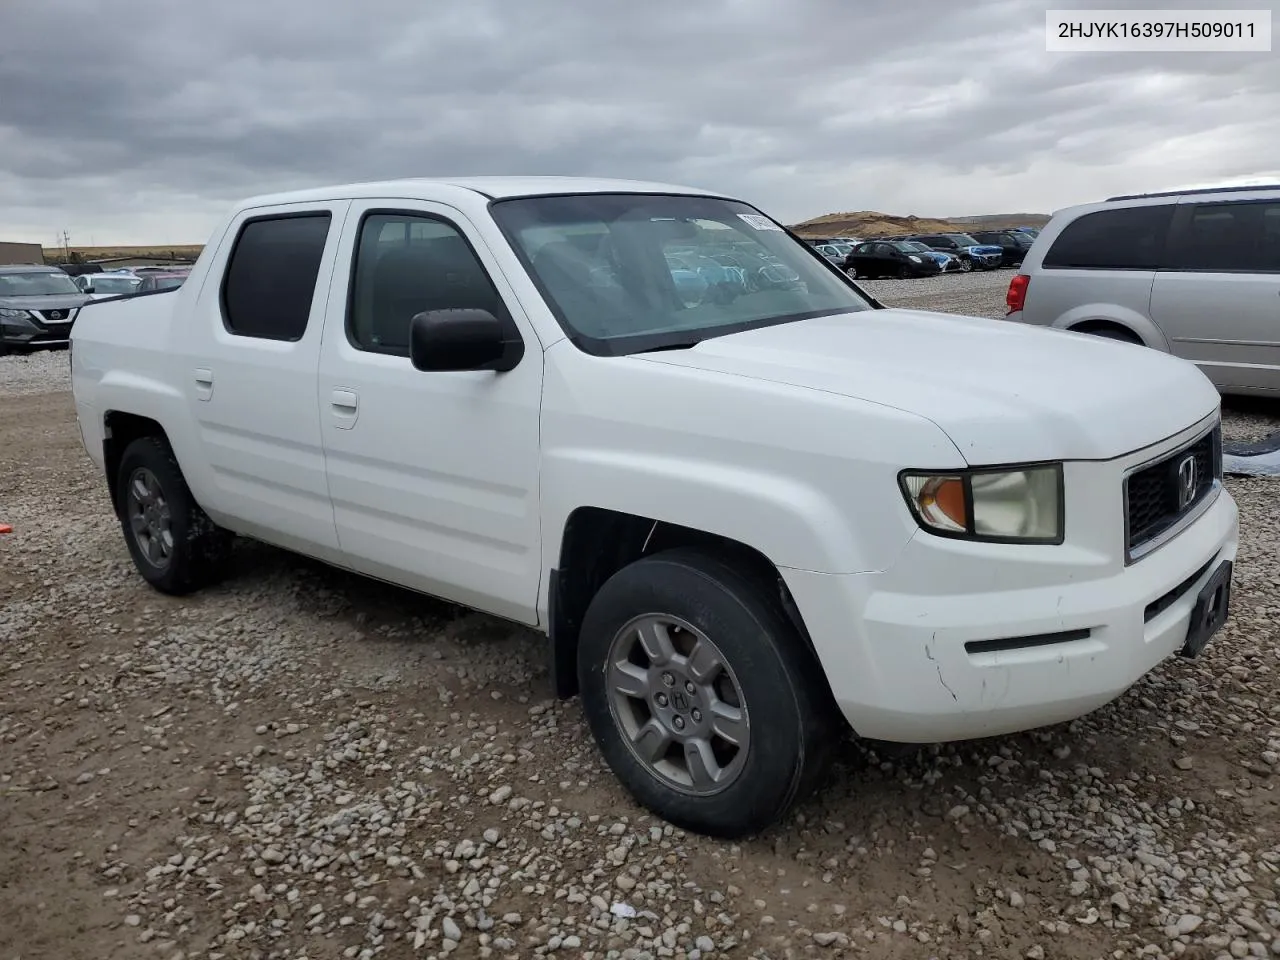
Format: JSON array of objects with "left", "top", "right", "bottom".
[
  {"left": 409, "top": 308, "right": 523, "bottom": 373},
  {"left": 83, "top": 286, "right": 95, "bottom": 294}
]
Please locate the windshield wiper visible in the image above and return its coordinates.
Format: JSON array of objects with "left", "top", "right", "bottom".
[{"left": 639, "top": 339, "right": 702, "bottom": 353}]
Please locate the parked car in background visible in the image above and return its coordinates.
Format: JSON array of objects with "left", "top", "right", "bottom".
[
  {"left": 813, "top": 242, "right": 850, "bottom": 265},
  {"left": 137, "top": 270, "right": 191, "bottom": 293},
  {"left": 1012, "top": 226, "right": 1041, "bottom": 237},
  {"left": 78, "top": 271, "right": 143, "bottom": 299},
  {"left": 0, "top": 264, "right": 88, "bottom": 353},
  {"left": 968, "top": 230, "right": 1033, "bottom": 267},
  {"left": 1006, "top": 183, "right": 1280, "bottom": 395},
  {"left": 844, "top": 240, "right": 944, "bottom": 279},
  {"left": 70, "top": 176, "right": 1238, "bottom": 839},
  {"left": 897, "top": 240, "right": 967, "bottom": 273},
  {"left": 909, "top": 234, "right": 1005, "bottom": 270}
]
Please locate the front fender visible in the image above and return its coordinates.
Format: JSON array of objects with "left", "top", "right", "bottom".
[{"left": 540, "top": 447, "right": 914, "bottom": 579}]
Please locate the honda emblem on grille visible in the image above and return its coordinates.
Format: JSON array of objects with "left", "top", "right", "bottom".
[{"left": 1176, "top": 454, "right": 1198, "bottom": 510}]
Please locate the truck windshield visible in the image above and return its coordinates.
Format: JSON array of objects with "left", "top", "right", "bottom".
[
  {"left": 0, "top": 272, "right": 82, "bottom": 297},
  {"left": 490, "top": 193, "right": 875, "bottom": 355}
]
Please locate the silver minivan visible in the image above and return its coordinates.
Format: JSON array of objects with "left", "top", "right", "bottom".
[{"left": 1006, "top": 183, "right": 1280, "bottom": 396}]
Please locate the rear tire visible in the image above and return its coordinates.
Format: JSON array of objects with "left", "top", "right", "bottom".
[
  {"left": 115, "top": 436, "right": 232, "bottom": 595},
  {"left": 1077, "top": 325, "right": 1142, "bottom": 345},
  {"left": 577, "top": 548, "right": 839, "bottom": 838}
]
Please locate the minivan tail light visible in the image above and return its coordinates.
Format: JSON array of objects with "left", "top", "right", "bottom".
[{"left": 1006, "top": 273, "right": 1029, "bottom": 315}]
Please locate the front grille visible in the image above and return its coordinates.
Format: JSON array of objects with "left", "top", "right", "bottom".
[
  {"left": 1125, "top": 426, "right": 1220, "bottom": 559},
  {"left": 35, "top": 309, "right": 75, "bottom": 326}
]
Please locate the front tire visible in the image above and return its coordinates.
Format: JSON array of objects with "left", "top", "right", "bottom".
[
  {"left": 578, "top": 548, "right": 838, "bottom": 838},
  {"left": 116, "top": 437, "right": 231, "bottom": 595}
]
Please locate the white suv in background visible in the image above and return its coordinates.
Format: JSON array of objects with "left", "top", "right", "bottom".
[{"left": 1006, "top": 183, "right": 1280, "bottom": 396}]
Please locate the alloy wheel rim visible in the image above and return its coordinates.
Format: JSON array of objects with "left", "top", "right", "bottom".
[
  {"left": 605, "top": 613, "right": 750, "bottom": 796},
  {"left": 126, "top": 467, "right": 174, "bottom": 569}
]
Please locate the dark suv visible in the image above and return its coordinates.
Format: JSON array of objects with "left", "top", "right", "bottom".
[
  {"left": 968, "top": 230, "right": 1034, "bottom": 267},
  {"left": 0, "top": 264, "right": 89, "bottom": 353},
  {"left": 907, "top": 234, "right": 1005, "bottom": 270}
]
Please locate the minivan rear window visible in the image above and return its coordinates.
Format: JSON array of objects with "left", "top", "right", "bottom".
[{"left": 1042, "top": 204, "right": 1174, "bottom": 270}]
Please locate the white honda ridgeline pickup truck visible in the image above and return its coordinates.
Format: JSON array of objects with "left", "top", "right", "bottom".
[{"left": 70, "top": 177, "right": 1238, "bottom": 838}]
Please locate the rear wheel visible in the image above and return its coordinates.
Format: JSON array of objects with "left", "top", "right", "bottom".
[
  {"left": 578, "top": 548, "right": 839, "bottom": 838},
  {"left": 116, "top": 437, "right": 232, "bottom": 595},
  {"left": 897, "top": 264, "right": 911, "bottom": 279},
  {"left": 1076, "top": 325, "right": 1141, "bottom": 345},
  {"left": 844, "top": 265, "right": 859, "bottom": 280}
]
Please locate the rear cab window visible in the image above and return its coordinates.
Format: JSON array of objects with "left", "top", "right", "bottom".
[{"left": 1042, "top": 204, "right": 1174, "bottom": 270}]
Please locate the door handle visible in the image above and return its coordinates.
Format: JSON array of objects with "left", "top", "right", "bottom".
[
  {"left": 194, "top": 368, "right": 214, "bottom": 401},
  {"left": 330, "top": 388, "right": 359, "bottom": 429}
]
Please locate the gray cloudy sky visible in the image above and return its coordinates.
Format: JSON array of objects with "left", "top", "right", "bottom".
[{"left": 1, "top": 0, "right": 1277, "bottom": 245}]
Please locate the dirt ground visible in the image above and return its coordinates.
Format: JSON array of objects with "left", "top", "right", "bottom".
[{"left": 4, "top": 302, "right": 1280, "bottom": 960}]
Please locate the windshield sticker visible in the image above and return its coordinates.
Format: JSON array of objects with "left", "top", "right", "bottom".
[{"left": 737, "top": 213, "right": 782, "bottom": 231}]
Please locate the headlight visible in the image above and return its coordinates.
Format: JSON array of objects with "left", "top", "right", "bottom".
[
  {"left": 0, "top": 308, "right": 30, "bottom": 319},
  {"left": 908, "top": 255, "right": 922, "bottom": 263},
  {"left": 899, "top": 464, "right": 1063, "bottom": 543}
]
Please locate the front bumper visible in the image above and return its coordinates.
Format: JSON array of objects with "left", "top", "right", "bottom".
[
  {"left": 1, "top": 313, "right": 73, "bottom": 348},
  {"left": 783, "top": 419, "right": 1240, "bottom": 743}
]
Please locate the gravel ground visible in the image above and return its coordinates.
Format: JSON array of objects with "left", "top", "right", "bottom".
[{"left": 3, "top": 275, "right": 1279, "bottom": 960}]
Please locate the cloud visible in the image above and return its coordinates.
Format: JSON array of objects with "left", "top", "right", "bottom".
[{"left": 0, "top": 0, "right": 1276, "bottom": 244}]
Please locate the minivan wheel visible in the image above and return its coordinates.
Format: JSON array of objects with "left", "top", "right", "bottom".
[
  {"left": 577, "top": 548, "right": 838, "bottom": 838},
  {"left": 116, "top": 436, "right": 232, "bottom": 595},
  {"left": 1078, "top": 325, "right": 1142, "bottom": 345}
]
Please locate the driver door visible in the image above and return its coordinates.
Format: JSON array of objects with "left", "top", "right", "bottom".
[{"left": 317, "top": 200, "right": 545, "bottom": 624}]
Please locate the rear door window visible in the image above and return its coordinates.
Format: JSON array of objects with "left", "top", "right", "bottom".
[
  {"left": 1042, "top": 204, "right": 1174, "bottom": 270},
  {"left": 1165, "top": 200, "right": 1280, "bottom": 273},
  {"left": 222, "top": 213, "right": 333, "bottom": 340}
]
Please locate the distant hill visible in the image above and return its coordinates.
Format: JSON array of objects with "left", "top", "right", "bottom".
[
  {"left": 790, "top": 210, "right": 1051, "bottom": 239},
  {"left": 66, "top": 245, "right": 205, "bottom": 261}
]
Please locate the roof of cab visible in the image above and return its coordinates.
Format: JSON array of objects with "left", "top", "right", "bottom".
[{"left": 237, "top": 176, "right": 731, "bottom": 210}]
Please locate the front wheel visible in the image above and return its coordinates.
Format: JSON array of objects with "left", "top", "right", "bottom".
[
  {"left": 958, "top": 258, "right": 972, "bottom": 272},
  {"left": 116, "top": 436, "right": 232, "bottom": 595},
  {"left": 578, "top": 548, "right": 838, "bottom": 838}
]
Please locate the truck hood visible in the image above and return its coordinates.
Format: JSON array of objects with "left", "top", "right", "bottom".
[
  {"left": 0, "top": 294, "right": 90, "bottom": 312},
  {"left": 634, "top": 309, "right": 1219, "bottom": 464}
]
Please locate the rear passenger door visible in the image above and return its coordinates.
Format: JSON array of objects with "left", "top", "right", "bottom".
[
  {"left": 316, "top": 201, "right": 544, "bottom": 624},
  {"left": 176, "top": 201, "right": 348, "bottom": 559},
  {"left": 1150, "top": 196, "right": 1280, "bottom": 392}
]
